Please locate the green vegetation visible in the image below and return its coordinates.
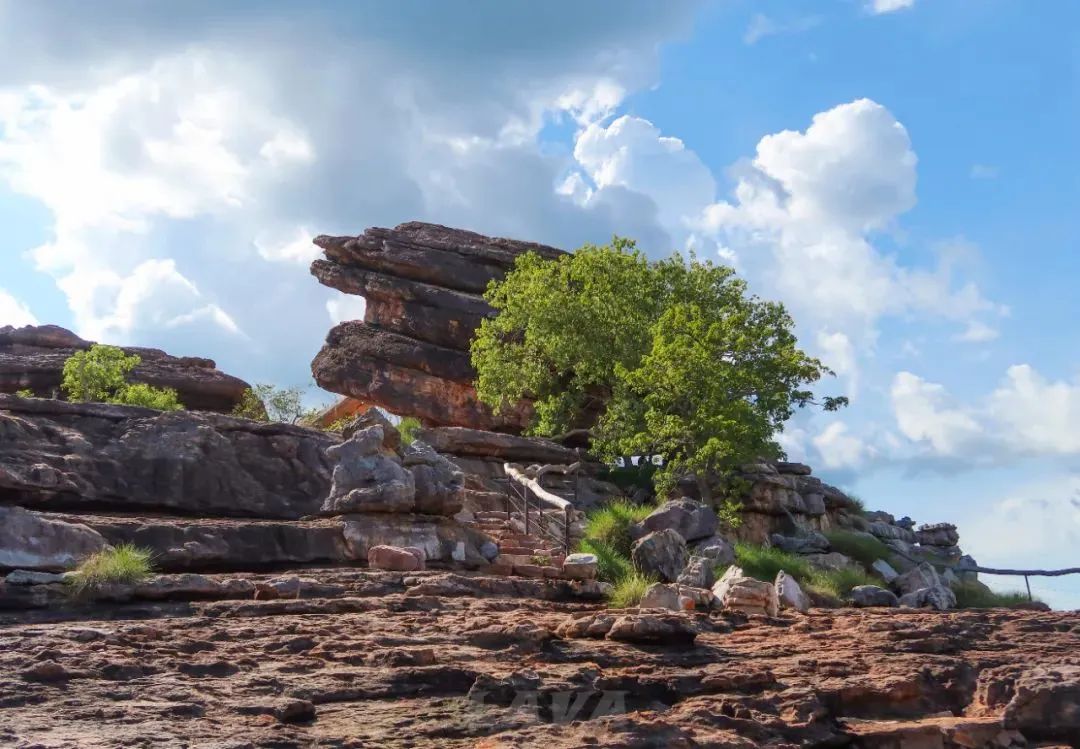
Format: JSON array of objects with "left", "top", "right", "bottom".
[
  {"left": 66, "top": 544, "right": 154, "bottom": 596},
  {"left": 583, "top": 498, "right": 656, "bottom": 558},
  {"left": 15, "top": 388, "right": 34, "bottom": 397},
  {"left": 845, "top": 493, "right": 867, "bottom": 515},
  {"left": 954, "top": 582, "right": 1037, "bottom": 609},
  {"left": 824, "top": 530, "right": 892, "bottom": 568},
  {"left": 726, "top": 542, "right": 881, "bottom": 604},
  {"left": 61, "top": 344, "right": 182, "bottom": 411},
  {"left": 233, "top": 383, "right": 320, "bottom": 424},
  {"left": 398, "top": 416, "right": 421, "bottom": 446},
  {"left": 578, "top": 537, "right": 633, "bottom": 584},
  {"left": 608, "top": 571, "right": 657, "bottom": 608},
  {"left": 472, "top": 238, "right": 847, "bottom": 507}
]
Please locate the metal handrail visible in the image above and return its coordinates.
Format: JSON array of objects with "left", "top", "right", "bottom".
[{"left": 499, "top": 463, "right": 578, "bottom": 554}]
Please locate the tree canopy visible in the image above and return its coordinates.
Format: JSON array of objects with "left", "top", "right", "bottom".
[
  {"left": 471, "top": 238, "right": 846, "bottom": 502},
  {"left": 61, "top": 344, "right": 182, "bottom": 411}
]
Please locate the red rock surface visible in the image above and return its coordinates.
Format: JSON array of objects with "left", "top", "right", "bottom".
[
  {"left": 0, "top": 324, "right": 252, "bottom": 413},
  {"left": 0, "top": 569, "right": 1076, "bottom": 748}
]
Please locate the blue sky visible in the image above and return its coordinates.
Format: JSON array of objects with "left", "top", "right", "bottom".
[{"left": 1, "top": 1, "right": 1077, "bottom": 606}]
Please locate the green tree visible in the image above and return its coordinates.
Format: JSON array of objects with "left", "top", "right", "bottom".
[
  {"left": 472, "top": 238, "right": 846, "bottom": 505},
  {"left": 233, "top": 384, "right": 320, "bottom": 424},
  {"left": 62, "top": 344, "right": 140, "bottom": 403},
  {"left": 61, "top": 344, "right": 182, "bottom": 411}
]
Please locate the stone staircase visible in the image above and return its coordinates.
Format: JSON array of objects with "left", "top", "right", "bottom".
[{"left": 469, "top": 510, "right": 570, "bottom": 579}]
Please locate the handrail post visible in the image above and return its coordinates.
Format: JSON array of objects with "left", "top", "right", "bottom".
[
  {"left": 564, "top": 506, "right": 571, "bottom": 554},
  {"left": 524, "top": 483, "right": 530, "bottom": 537},
  {"left": 505, "top": 475, "right": 511, "bottom": 522}
]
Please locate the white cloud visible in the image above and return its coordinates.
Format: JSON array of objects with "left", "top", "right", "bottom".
[
  {"left": 813, "top": 421, "right": 870, "bottom": 469},
  {"left": 816, "top": 329, "right": 858, "bottom": 396},
  {"left": 868, "top": 0, "right": 916, "bottom": 15},
  {"left": 572, "top": 115, "right": 716, "bottom": 243},
  {"left": 0, "top": 3, "right": 697, "bottom": 381},
  {"left": 0, "top": 289, "right": 38, "bottom": 327},
  {"left": 891, "top": 365, "right": 1080, "bottom": 463},
  {"left": 326, "top": 295, "right": 367, "bottom": 325},
  {"left": 703, "top": 99, "right": 1001, "bottom": 346},
  {"left": 955, "top": 320, "right": 999, "bottom": 343},
  {"left": 743, "top": 14, "right": 820, "bottom": 45}
]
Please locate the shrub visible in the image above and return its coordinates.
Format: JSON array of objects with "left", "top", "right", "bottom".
[
  {"left": 808, "top": 566, "right": 878, "bottom": 598},
  {"left": 583, "top": 498, "right": 656, "bottom": 558},
  {"left": 578, "top": 538, "right": 633, "bottom": 584},
  {"left": 398, "top": 416, "right": 421, "bottom": 446},
  {"left": 954, "top": 582, "right": 1036, "bottom": 609},
  {"left": 15, "top": 388, "right": 34, "bottom": 397},
  {"left": 845, "top": 493, "right": 867, "bottom": 515},
  {"left": 233, "top": 384, "right": 321, "bottom": 424},
  {"left": 825, "top": 530, "right": 891, "bottom": 569},
  {"left": 61, "top": 344, "right": 182, "bottom": 411},
  {"left": 608, "top": 571, "right": 657, "bottom": 608},
  {"left": 62, "top": 344, "right": 139, "bottom": 403},
  {"left": 66, "top": 544, "right": 154, "bottom": 596},
  {"left": 732, "top": 542, "right": 814, "bottom": 583},
  {"left": 112, "top": 383, "right": 182, "bottom": 411}
]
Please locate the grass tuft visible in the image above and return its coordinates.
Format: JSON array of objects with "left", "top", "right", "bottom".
[
  {"left": 731, "top": 542, "right": 814, "bottom": 583},
  {"left": 824, "top": 530, "right": 892, "bottom": 569},
  {"left": 578, "top": 538, "right": 633, "bottom": 584},
  {"left": 583, "top": 498, "right": 656, "bottom": 558},
  {"left": 66, "top": 544, "right": 154, "bottom": 596},
  {"left": 953, "top": 582, "right": 1037, "bottom": 609},
  {"left": 608, "top": 571, "right": 657, "bottom": 608}
]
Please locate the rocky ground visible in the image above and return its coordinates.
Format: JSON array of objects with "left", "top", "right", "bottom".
[{"left": 1, "top": 569, "right": 1077, "bottom": 748}]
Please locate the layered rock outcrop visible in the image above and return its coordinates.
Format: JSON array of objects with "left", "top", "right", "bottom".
[
  {"left": 310, "top": 222, "right": 565, "bottom": 430},
  {"left": 0, "top": 324, "right": 251, "bottom": 413}
]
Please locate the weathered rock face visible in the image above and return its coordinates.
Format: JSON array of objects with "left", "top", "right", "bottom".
[
  {"left": 632, "top": 498, "right": 718, "bottom": 543},
  {"left": 0, "top": 506, "right": 107, "bottom": 571},
  {"left": 0, "top": 395, "right": 334, "bottom": 519},
  {"left": 630, "top": 529, "right": 688, "bottom": 583},
  {"left": 311, "top": 222, "right": 565, "bottom": 431},
  {"left": 0, "top": 324, "right": 251, "bottom": 413}
]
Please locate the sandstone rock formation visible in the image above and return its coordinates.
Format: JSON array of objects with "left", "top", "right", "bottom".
[
  {"left": 0, "top": 324, "right": 251, "bottom": 413},
  {"left": 0, "top": 395, "right": 334, "bottom": 519},
  {"left": 630, "top": 529, "right": 688, "bottom": 583},
  {"left": 0, "top": 505, "right": 106, "bottom": 571},
  {"left": 311, "top": 222, "right": 565, "bottom": 430}
]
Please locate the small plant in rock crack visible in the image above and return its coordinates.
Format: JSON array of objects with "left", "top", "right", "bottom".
[
  {"left": 530, "top": 555, "right": 552, "bottom": 566},
  {"left": 65, "top": 544, "right": 154, "bottom": 597}
]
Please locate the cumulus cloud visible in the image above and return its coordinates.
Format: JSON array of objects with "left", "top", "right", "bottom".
[
  {"left": 868, "top": 0, "right": 916, "bottom": 14},
  {"left": 743, "top": 14, "right": 820, "bottom": 45},
  {"left": 813, "top": 421, "right": 871, "bottom": 469},
  {"left": 0, "top": 289, "right": 38, "bottom": 327},
  {"left": 891, "top": 365, "right": 1080, "bottom": 463},
  {"left": 703, "top": 99, "right": 1001, "bottom": 346},
  {"left": 0, "top": 2, "right": 698, "bottom": 382}
]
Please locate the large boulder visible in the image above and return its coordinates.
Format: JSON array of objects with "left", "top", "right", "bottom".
[
  {"left": 916, "top": 522, "right": 960, "bottom": 547},
  {"left": 898, "top": 585, "right": 956, "bottom": 611},
  {"left": 770, "top": 531, "right": 829, "bottom": 555},
  {"left": 631, "top": 529, "right": 688, "bottom": 583},
  {"left": 561, "top": 553, "right": 598, "bottom": 581},
  {"left": 712, "top": 566, "right": 778, "bottom": 617},
  {"left": 773, "top": 570, "right": 810, "bottom": 613},
  {"left": 0, "top": 396, "right": 334, "bottom": 519},
  {"left": 0, "top": 506, "right": 107, "bottom": 571},
  {"left": 691, "top": 535, "right": 736, "bottom": 566},
  {"left": 311, "top": 223, "right": 566, "bottom": 431},
  {"left": 632, "top": 498, "right": 718, "bottom": 543},
  {"left": 341, "top": 514, "right": 487, "bottom": 566},
  {"left": 0, "top": 324, "right": 251, "bottom": 413},
  {"left": 367, "top": 545, "right": 425, "bottom": 572},
  {"left": 676, "top": 555, "right": 715, "bottom": 589},
  {"left": 319, "top": 426, "right": 416, "bottom": 515},
  {"left": 402, "top": 441, "right": 465, "bottom": 515},
  {"left": 849, "top": 585, "right": 899, "bottom": 608}
]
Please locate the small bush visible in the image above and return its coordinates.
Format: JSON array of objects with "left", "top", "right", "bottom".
[
  {"left": 578, "top": 538, "right": 633, "bottom": 584},
  {"left": 845, "top": 493, "right": 867, "bottom": 515},
  {"left": 15, "top": 388, "right": 34, "bottom": 397},
  {"left": 732, "top": 542, "right": 814, "bottom": 583},
  {"left": 825, "top": 530, "right": 891, "bottom": 569},
  {"left": 113, "top": 383, "right": 183, "bottom": 411},
  {"left": 954, "top": 582, "right": 1036, "bottom": 609},
  {"left": 398, "top": 416, "right": 421, "bottom": 446},
  {"left": 808, "top": 566, "right": 878, "bottom": 598},
  {"left": 584, "top": 499, "right": 656, "bottom": 558},
  {"left": 67, "top": 544, "right": 154, "bottom": 596},
  {"left": 608, "top": 571, "right": 657, "bottom": 608}
]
